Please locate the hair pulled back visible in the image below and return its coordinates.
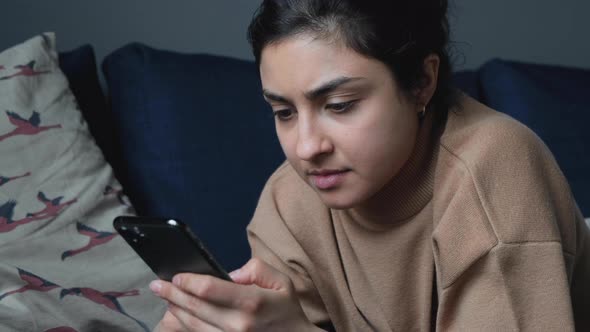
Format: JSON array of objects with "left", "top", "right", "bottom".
[{"left": 248, "top": 0, "right": 458, "bottom": 131}]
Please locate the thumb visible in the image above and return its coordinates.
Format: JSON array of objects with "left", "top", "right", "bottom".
[{"left": 229, "top": 258, "right": 290, "bottom": 291}]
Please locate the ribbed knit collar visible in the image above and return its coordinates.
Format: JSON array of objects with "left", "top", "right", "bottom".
[{"left": 342, "top": 112, "right": 437, "bottom": 229}]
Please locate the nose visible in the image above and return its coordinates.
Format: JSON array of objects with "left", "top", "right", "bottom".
[{"left": 295, "top": 115, "right": 333, "bottom": 161}]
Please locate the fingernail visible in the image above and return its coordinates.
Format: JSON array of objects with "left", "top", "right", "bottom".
[
  {"left": 172, "top": 275, "right": 182, "bottom": 286},
  {"left": 150, "top": 280, "right": 162, "bottom": 294},
  {"left": 229, "top": 268, "right": 241, "bottom": 280}
]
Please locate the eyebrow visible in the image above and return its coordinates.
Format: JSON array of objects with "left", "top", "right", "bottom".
[{"left": 262, "top": 76, "right": 365, "bottom": 104}]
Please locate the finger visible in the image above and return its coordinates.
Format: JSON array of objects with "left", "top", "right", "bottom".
[
  {"left": 154, "top": 280, "right": 239, "bottom": 329},
  {"left": 231, "top": 258, "right": 292, "bottom": 291},
  {"left": 167, "top": 303, "right": 223, "bottom": 332},
  {"left": 155, "top": 310, "right": 186, "bottom": 332},
  {"left": 171, "top": 274, "right": 243, "bottom": 307}
]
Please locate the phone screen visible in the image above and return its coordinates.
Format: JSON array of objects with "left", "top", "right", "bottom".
[{"left": 114, "top": 216, "right": 231, "bottom": 282}]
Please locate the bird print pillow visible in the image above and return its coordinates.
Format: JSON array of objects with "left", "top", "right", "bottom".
[{"left": 0, "top": 33, "right": 166, "bottom": 331}]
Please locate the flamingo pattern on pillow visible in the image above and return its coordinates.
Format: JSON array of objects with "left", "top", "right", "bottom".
[{"left": 0, "top": 33, "right": 166, "bottom": 331}]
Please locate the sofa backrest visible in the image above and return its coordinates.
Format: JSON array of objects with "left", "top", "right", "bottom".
[{"left": 102, "top": 43, "right": 284, "bottom": 270}]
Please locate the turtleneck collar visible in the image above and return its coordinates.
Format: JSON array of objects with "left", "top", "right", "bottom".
[{"left": 340, "top": 112, "right": 437, "bottom": 228}]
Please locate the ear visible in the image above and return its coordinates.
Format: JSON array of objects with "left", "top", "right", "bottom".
[{"left": 415, "top": 54, "right": 440, "bottom": 110}]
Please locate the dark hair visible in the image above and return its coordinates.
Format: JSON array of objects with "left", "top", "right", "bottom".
[{"left": 247, "top": 0, "right": 459, "bottom": 134}]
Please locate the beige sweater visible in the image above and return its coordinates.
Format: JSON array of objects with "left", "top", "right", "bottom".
[{"left": 247, "top": 96, "right": 590, "bottom": 331}]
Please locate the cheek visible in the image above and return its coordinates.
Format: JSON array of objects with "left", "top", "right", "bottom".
[
  {"left": 346, "top": 108, "right": 418, "bottom": 176},
  {"left": 275, "top": 126, "right": 299, "bottom": 163}
]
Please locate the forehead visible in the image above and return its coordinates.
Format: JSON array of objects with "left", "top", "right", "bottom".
[{"left": 259, "top": 34, "right": 389, "bottom": 91}]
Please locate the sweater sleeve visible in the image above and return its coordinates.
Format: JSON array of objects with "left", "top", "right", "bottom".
[
  {"left": 434, "top": 113, "right": 588, "bottom": 330},
  {"left": 246, "top": 167, "right": 331, "bottom": 327}
]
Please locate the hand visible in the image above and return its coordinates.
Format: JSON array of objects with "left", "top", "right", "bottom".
[
  {"left": 151, "top": 258, "right": 320, "bottom": 331},
  {"left": 153, "top": 310, "right": 186, "bottom": 332}
]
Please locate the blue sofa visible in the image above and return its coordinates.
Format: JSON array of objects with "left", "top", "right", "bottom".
[{"left": 59, "top": 43, "right": 590, "bottom": 271}]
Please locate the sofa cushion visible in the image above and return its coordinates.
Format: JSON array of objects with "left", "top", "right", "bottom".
[
  {"left": 58, "top": 45, "right": 119, "bottom": 170},
  {"left": 0, "top": 33, "right": 165, "bottom": 330},
  {"left": 480, "top": 59, "right": 590, "bottom": 216},
  {"left": 102, "top": 43, "right": 285, "bottom": 270},
  {"left": 58, "top": 45, "right": 106, "bottom": 118}
]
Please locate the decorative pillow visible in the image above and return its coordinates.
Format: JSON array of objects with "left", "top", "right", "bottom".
[
  {"left": 102, "top": 43, "right": 285, "bottom": 270},
  {"left": 480, "top": 59, "right": 590, "bottom": 216},
  {"left": 0, "top": 34, "right": 165, "bottom": 331}
]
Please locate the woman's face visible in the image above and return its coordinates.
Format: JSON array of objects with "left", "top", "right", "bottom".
[{"left": 259, "top": 35, "right": 421, "bottom": 209}]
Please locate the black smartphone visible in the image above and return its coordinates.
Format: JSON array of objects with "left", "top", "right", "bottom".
[{"left": 113, "top": 216, "right": 232, "bottom": 282}]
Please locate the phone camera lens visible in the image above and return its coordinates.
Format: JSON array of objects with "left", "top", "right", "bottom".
[
  {"left": 133, "top": 226, "right": 141, "bottom": 234},
  {"left": 132, "top": 238, "right": 139, "bottom": 243}
]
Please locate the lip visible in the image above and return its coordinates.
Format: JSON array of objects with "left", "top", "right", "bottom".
[{"left": 307, "top": 169, "right": 350, "bottom": 190}]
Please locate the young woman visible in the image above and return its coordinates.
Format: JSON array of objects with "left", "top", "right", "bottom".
[{"left": 152, "top": 0, "right": 590, "bottom": 330}]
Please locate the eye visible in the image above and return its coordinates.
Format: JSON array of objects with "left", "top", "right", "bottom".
[
  {"left": 325, "top": 100, "right": 357, "bottom": 113},
  {"left": 273, "top": 109, "right": 295, "bottom": 121}
]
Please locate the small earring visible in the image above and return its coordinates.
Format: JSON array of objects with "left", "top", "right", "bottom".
[{"left": 418, "top": 106, "right": 426, "bottom": 119}]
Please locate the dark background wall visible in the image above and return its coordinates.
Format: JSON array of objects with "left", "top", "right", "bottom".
[{"left": 1, "top": 0, "right": 589, "bottom": 70}]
